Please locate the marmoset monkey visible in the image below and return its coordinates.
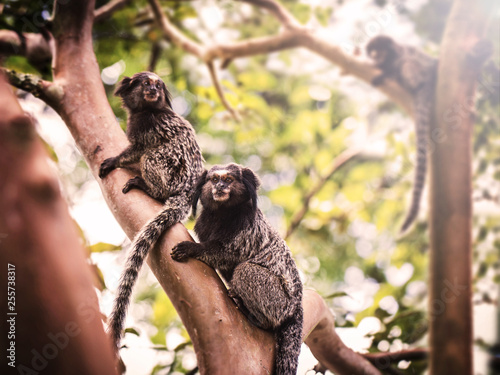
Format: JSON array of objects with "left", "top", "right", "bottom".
[
  {"left": 99, "top": 72, "right": 204, "bottom": 350},
  {"left": 367, "top": 35, "right": 438, "bottom": 232},
  {"left": 171, "top": 164, "right": 303, "bottom": 375}
]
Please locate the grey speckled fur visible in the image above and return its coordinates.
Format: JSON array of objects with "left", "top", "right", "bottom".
[
  {"left": 171, "top": 164, "right": 303, "bottom": 375},
  {"left": 367, "top": 36, "right": 438, "bottom": 232},
  {"left": 99, "top": 72, "right": 203, "bottom": 351}
]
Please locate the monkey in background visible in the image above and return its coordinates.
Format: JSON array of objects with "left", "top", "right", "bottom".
[
  {"left": 171, "top": 164, "right": 303, "bottom": 375},
  {"left": 366, "top": 35, "right": 438, "bottom": 232},
  {"left": 99, "top": 72, "right": 204, "bottom": 351}
]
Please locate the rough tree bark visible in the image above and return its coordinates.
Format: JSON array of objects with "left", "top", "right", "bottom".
[
  {"left": 429, "top": 0, "right": 494, "bottom": 374},
  {"left": 0, "top": 74, "right": 117, "bottom": 374}
]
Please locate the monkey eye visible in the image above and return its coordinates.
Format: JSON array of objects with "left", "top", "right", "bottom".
[
  {"left": 155, "top": 82, "right": 161, "bottom": 89},
  {"left": 223, "top": 176, "right": 233, "bottom": 183},
  {"left": 211, "top": 176, "right": 219, "bottom": 183}
]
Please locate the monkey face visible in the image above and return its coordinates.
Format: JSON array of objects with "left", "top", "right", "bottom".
[
  {"left": 141, "top": 75, "right": 163, "bottom": 103},
  {"left": 209, "top": 170, "right": 235, "bottom": 202},
  {"left": 114, "top": 71, "right": 173, "bottom": 110},
  {"left": 193, "top": 164, "right": 261, "bottom": 215},
  {"left": 368, "top": 48, "right": 387, "bottom": 66},
  {"left": 366, "top": 35, "right": 397, "bottom": 68}
]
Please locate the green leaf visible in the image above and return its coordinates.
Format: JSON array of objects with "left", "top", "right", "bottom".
[
  {"left": 124, "top": 327, "right": 140, "bottom": 336},
  {"left": 323, "top": 291, "right": 348, "bottom": 299},
  {"left": 89, "top": 242, "right": 122, "bottom": 253},
  {"left": 315, "top": 7, "right": 332, "bottom": 27}
]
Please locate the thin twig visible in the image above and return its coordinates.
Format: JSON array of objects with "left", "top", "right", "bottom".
[
  {"left": 148, "top": 0, "right": 241, "bottom": 119},
  {"left": 148, "top": 41, "right": 162, "bottom": 72},
  {"left": 148, "top": 0, "right": 204, "bottom": 57},
  {"left": 94, "top": 0, "right": 132, "bottom": 22},
  {"left": 285, "top": 148, "right": 362, "bottom": 239},
  {"left": 206, "top": 61, "right": 241, "bottom": 121},
  {"left": 239, "top": 0, "right": 303, "bottom": 30},
  {"left": 1, "top": 68, "right": 61, "bottom": 108}
]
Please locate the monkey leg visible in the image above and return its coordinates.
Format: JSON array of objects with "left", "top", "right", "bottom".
[
  {"left": 230, "top": 262, "right": 291, "bottom": 330},
  {"left": 122, "top": 176, "right": 163, "bottom": 203},
  {"left": 227, "top": 288, "right": 265, "bottom": 329},
  {"left": 123, "top": 176, "right": 149, "bottom": 193}
]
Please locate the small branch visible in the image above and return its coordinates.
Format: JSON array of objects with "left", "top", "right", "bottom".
[
  {"left": 205, "top": 30, "right": 304, "bottom": 62},
  {"left": 148, "top": 0, "right": 243, "bottom": 119},
  {"left": 0, "top": 30, "right": 52, "bottom": 70},
  {"left": 304, "top": 291, "right": 381, "bottom": 375},
  {"left": 148, "top": 41, "right": 162, "bottom": 72},
  {"left": 239, "top": 0, "right": 303, "bottom": 30},
  {"left": 94, "top": 0, "right": 132, "bottom": 22},
  {"left": 1, "top": 68, "right": 62, "bottom": 109},
  {"left": 285, "top": 148, "right": 362, "bottom": 239},
  {"left": 206, "top": 61, "right": 241, "bottom": 121},
  {"left": 148, "top": 0, "right": 204, "bottom": 58},
  {"left": 363, "top": 348, "right": 429, "bottom": 370}
]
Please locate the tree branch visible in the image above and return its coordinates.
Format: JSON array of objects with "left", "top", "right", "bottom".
[
  {"left": 363, "top": 348, "right": 429, "bottom": 366},
  {"left": 239, "top": 0, "right": 303, "bottom": 30},
  {"left": 1, "top": 67, "right": 62, "bottom": 108},
  {"left": 148, "top": 0, "right": 241, "bottom": 118},
  {"left": 147, "top": 0, "right": 413, "bottom": 114},
  {"left": 0, "top": 30, "right": 52, "bottom": 70},
  {"left": 206, "top": 60, "right": 241, "bottom": 121},
  {"left": 94, "top": 0, "right": 132, "bottom": 23},
  {"left": 148, "top": 0, "right": 204, "bottom": 57},
  {"left": 304, "top": 292, "right": 381, "bottom": 375},
  {"left": 285, "top": 147, "right": 362, "bottom": 239},
  {"left": 0, "top": 1, "right": 131, "bottom": 68}
]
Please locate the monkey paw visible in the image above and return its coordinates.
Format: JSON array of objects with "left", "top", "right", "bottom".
[
  {"left": 99, "top": 157, "right": 117, "bottom": 178},
  {"left": 227, "top": 288, "right": 237, "bottom": 299},
  {"left": 171, "top": 241, "right": 197, "bottom": 262},
  {"left": 122, "top": 177, "right": 141, "bottom": 194}
]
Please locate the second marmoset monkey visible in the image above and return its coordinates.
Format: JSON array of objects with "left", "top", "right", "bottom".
[
  {"left": 171, "top": 164, "right": 303, "bottom": 375},
  {"left": 367, "top": 35, "right": 438, "bottom": 232},
  {"left": 99, "top": 72, "right": 204, "bottom": 351}
]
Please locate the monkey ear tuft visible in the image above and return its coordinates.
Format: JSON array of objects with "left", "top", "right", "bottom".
[
  {"left": 191, "top": 170, "right": 208, "bottom": 217},
  {"left": 114, "top": 76, "right": 133, "bottom": 97},
  {"left": 161, "top": 81, "right": 173, "bottom": 109},
  {"left": 241, "top": 168, "right": 260, "bottom": 213}
]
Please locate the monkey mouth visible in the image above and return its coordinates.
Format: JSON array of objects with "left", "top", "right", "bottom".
[
  {"left": 144, "top": 93, "right": 159, "bottom": 102},
  {"left": 213, "top": 190, "right": 230, "bottom": 202}
]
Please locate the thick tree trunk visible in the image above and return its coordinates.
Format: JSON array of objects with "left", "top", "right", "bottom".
[
  {"left": 429, "top": 0, "right": 494, "bottom": 374},
  {"left": 0, "top": 74, "right": 117, "bottom": 375}
]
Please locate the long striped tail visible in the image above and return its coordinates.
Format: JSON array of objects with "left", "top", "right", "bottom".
[
  {"left": 401, "top": 86, "right": 433, "bottom": 233},
  {"left": 274, "top": 305, "right": 303, "bottom": 375},
  {"left": 108, "top": 196, "right": 189, "bottom": 350}
]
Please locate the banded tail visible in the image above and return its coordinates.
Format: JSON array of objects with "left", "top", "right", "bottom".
[
  {"left": 400, "top": 84, "right": 433, "bottom": 233},
  {"left": 108, "top": 195, "right": 189, "bottom": 350},
  {"left": 274, "top": 306, "right": 303, "bottom": 375}
]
